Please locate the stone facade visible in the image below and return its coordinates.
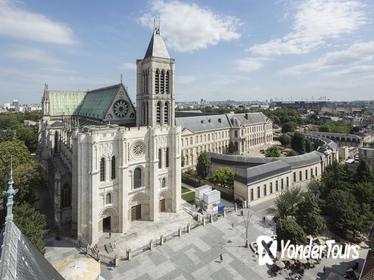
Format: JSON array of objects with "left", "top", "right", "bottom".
[{"left": 177, "top": 113, "right": 273, "bottom": 170}]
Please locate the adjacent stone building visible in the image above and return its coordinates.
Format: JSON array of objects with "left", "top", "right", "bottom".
[{"left": 177, "top": 112, "right": 273, "bottom": 170}]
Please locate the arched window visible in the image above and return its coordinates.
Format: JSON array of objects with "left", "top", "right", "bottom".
[
  {"left": 61, "top": 183, "right": 71, "bottom": 208},
  {"left": 111, "top": 156, "right": 116, "bottom": 180},
  {"left": 156, "top": 102, "right": 161, "bottom": 124},
  {"left": 155, "top": 69, "right": 160, "bottom": 94},
  {"left": 162, "top": 178, "right": 166, "bottom": 188},
  {"left": 164, "top": 102, "right": 169, "bottom": 124},
  {"left": 165, "top": 71, "right": 170, "bottom": 94},
  {"left": 142, "top": 102, "right": 146, "bottom": 124},
  {"left": 106, "top": 193, "right": 112, "bottom": 204},
  {"left": 134, "top": 167, "right": 142, "bottom": 189},
  {"left": 160, "top": 70, "right": 165, "bottom": 94},
  {"left": 158, "top": 148, "right": 162, "bottom": 168},
  {"left": 165, "top": 147, "right": 169, "bottom": 168},
  {"left": 100, "top": 157, "right": 106, "bottom": 182}
]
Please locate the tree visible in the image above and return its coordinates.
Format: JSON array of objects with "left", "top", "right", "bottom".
[
  {"left": 355, "top": 159, "right": 374, "bottom": 183},
  {"left": 282, "top": 121, "right": 296, "bottom": 133},
  {"left": 279, "top": 134, "right": 291, "bottom": 146},
  {"left": 275, "top": 187, "right": 302, "bottom": 218},
  {"left": 291, "top": 132, "right": 306, "bottom": 154},
  {"left": 13, "top": 203, "right": 48, "bottom": 253},
  {"left": 13, "top": 161, "right": 44, "bottom": 203},
  {"left": 211, "top": 167, "right": 234, "bottom": 187},
  {"left": 305, "top": 138, "right": 314, "bottom": 153},
  {"left": 295, "top": 192, "right": 326, "bottom": 235},
  {"left": 0, "top": 140, "right": 32, "bottom": 173},
  {"left": 0, "top": 140, "right": 33, "bottom": 199},
  {"left": 264, "top": 146, "right": 281, "bottom": 157},
  {"left": 15, "top": 125, "right": 38, "bottom": 152},
  {"left": 196, "top": 152, "right": 211, "bottom": 179},
  {"left": 325, "top": 189, "right": 361, "bottom": 235},
  {"left": 276, "top": 217, "right": 306, "bottom": 246}
]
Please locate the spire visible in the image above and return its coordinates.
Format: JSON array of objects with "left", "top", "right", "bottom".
[
  {"left": 5, "top": 157, "right": 18, "bottom": 222},
  {"left": 144, "top": 18, "right": 170, "bottom": 59}
]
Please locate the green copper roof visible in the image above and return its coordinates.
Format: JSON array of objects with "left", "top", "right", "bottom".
[
  {"left": 78, "top": 84, "right": 122, "bottom": 120},
  {"left": 48, "top": 91, "right": 86, "bottom": 116}
]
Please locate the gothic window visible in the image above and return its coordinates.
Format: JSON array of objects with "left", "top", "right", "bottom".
[
  {"left": 106, "top": 193, "right": 112, "bottom": 204},
  {"left": 100, "top": 157, "right": 105, "bottom": 182},
  {"left": 111, "top": 156, "right": 116, "bottom": 180},
  {"left": 54, "top": 131, "right": 59, "bottom": 153},
  {"left": 156, "top": 102, "right": 161, "bottom": 124},
  {"left": 160, "top": 70, "right": 165, "bottom": 94},
  {"left": 162, "top": 177, "right": 166, "bottom": 188},
  {"left": 158, "top": 148, "right": 162, "bottom": 168},
  {"left": 134, "top": 167, "right": 142, "bottom": 189},
  {"left": 165, "top": 71, "right": 170, "bottom": 94},
  {"left": 155, "top": 69, "right": 160, "bottom": 94},
  {"left": 61, "top": 183, "right": 71, "bottom": 208},
  {"left": 164, "top": 102, "right": 169, "bottom": 124},
  {"left": 165, "top": 147, "right": 169, "bottom": 168},
  {"left": 142, "top": 102, "right": 146, "bottom": 124}
]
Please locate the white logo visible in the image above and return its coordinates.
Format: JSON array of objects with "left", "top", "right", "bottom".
[
  {"left": 256, "top": 235, "right": 277, "bottom": 265},
  {"left": 256, "top": 236, "right": 360, "bottom": 266}
]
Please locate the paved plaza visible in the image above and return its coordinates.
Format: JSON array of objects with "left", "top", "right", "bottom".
[
  {"left": 100, "top": 208, "right": 367, "bottom": 280},
  {"left": 100, "top": 210, "right": 278, "bottom": 280}
]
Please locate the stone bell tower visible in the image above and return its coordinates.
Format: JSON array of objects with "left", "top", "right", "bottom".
[{"left": 136, "top": 22, "right": 175, "bottom": 128}]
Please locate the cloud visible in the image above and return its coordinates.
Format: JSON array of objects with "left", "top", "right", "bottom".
[
  {"left": 176, "top": 75, "right": 196, "bottom": 84},
  {"left": 235, "top": 58, "right": 264, "bottom": 72},
  {"left": 280, "top": 41, "right": 374, "bottom": 75},
  {"left": 119, "top": 62, "right": 136, "bottom": 71},
  {"left": 6, "top": 47, "right": 62, "bottom": 64},
  {"left": 0, "top": 0, "right": 76, "bottom": 44},
  {"left": 250, "top": 0, "right": 366, "bottom": 56},
  {"left": 138, "top": 0, "right": 241, "bottom": 52}
]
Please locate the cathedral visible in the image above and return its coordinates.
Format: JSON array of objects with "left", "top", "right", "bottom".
[
  {"left": 38, "top": 26, "right": 273, "bottom": 246},
  {"left": 38, "top": 26, "right": 181, "bottom": 245}
]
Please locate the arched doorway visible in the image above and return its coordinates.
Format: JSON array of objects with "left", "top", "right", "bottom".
[{"left": 99, "top": 208, "right": 118, "bottom": 233}]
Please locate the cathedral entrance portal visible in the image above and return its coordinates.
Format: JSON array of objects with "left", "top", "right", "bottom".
[
  {"left": 160, "top": 199, "right": 166, "bottom": 212},
  {"left": 103, "top": 216, "right": 111, "bottom": 232},
  {"left": 131, "top": 205, "right": 141, "bottom": 221}
]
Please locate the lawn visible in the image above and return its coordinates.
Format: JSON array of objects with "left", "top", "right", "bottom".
[
  {"left": 182, "top": 191, "right": 195, "bottom": 204},
  {"left": 181, "top": 186, "right": 191, "bottom": 194}
]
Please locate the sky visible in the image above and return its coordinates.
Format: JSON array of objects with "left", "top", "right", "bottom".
[{"left": 0, "top": 0, "right": 374, "bottom": 104}]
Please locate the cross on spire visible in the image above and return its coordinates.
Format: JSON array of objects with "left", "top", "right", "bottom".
[
  {"left": 4, "top": 157, "right": 18, "bottom": 222},
  {"left": 154, "top": 17, "right": 160, "bottom": 35}
]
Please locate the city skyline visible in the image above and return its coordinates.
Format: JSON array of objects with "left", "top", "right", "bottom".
[{"left": 1, "top": 0, "right": 374, "bottom": 104}]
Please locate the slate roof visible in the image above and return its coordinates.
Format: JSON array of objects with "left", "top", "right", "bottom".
[
  {"left": 0, "top": 221, "right": 64, "bottom": 280},
  {"left": 176, "top": 112, "right": 269, "bottom": 133},
  {"left": 209, "top": 153, "right": 275, "bottom": 168},
  {"left": 176, "top": 114, "right": 231, "bottom": 132},
  {"left": 144, "top": 31, "right": 170, "bottom": 59},
  {"left": 305, "top": 131, "right": 362, "bottom": 141},
  {"left": 210, "top": 150, "right": 326, "bottom": 185},
  {"left": 48, "top": 90, "right": 86, "bottom": 116},
  {"left": 227, "top": 113, "right": 270, "bottom": 127},
  {"left": 235, "top": 160, "right": 291, "bottom": 185},
  {"left": 282, "top": 151, "right": 323, "bottom": 168}
]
